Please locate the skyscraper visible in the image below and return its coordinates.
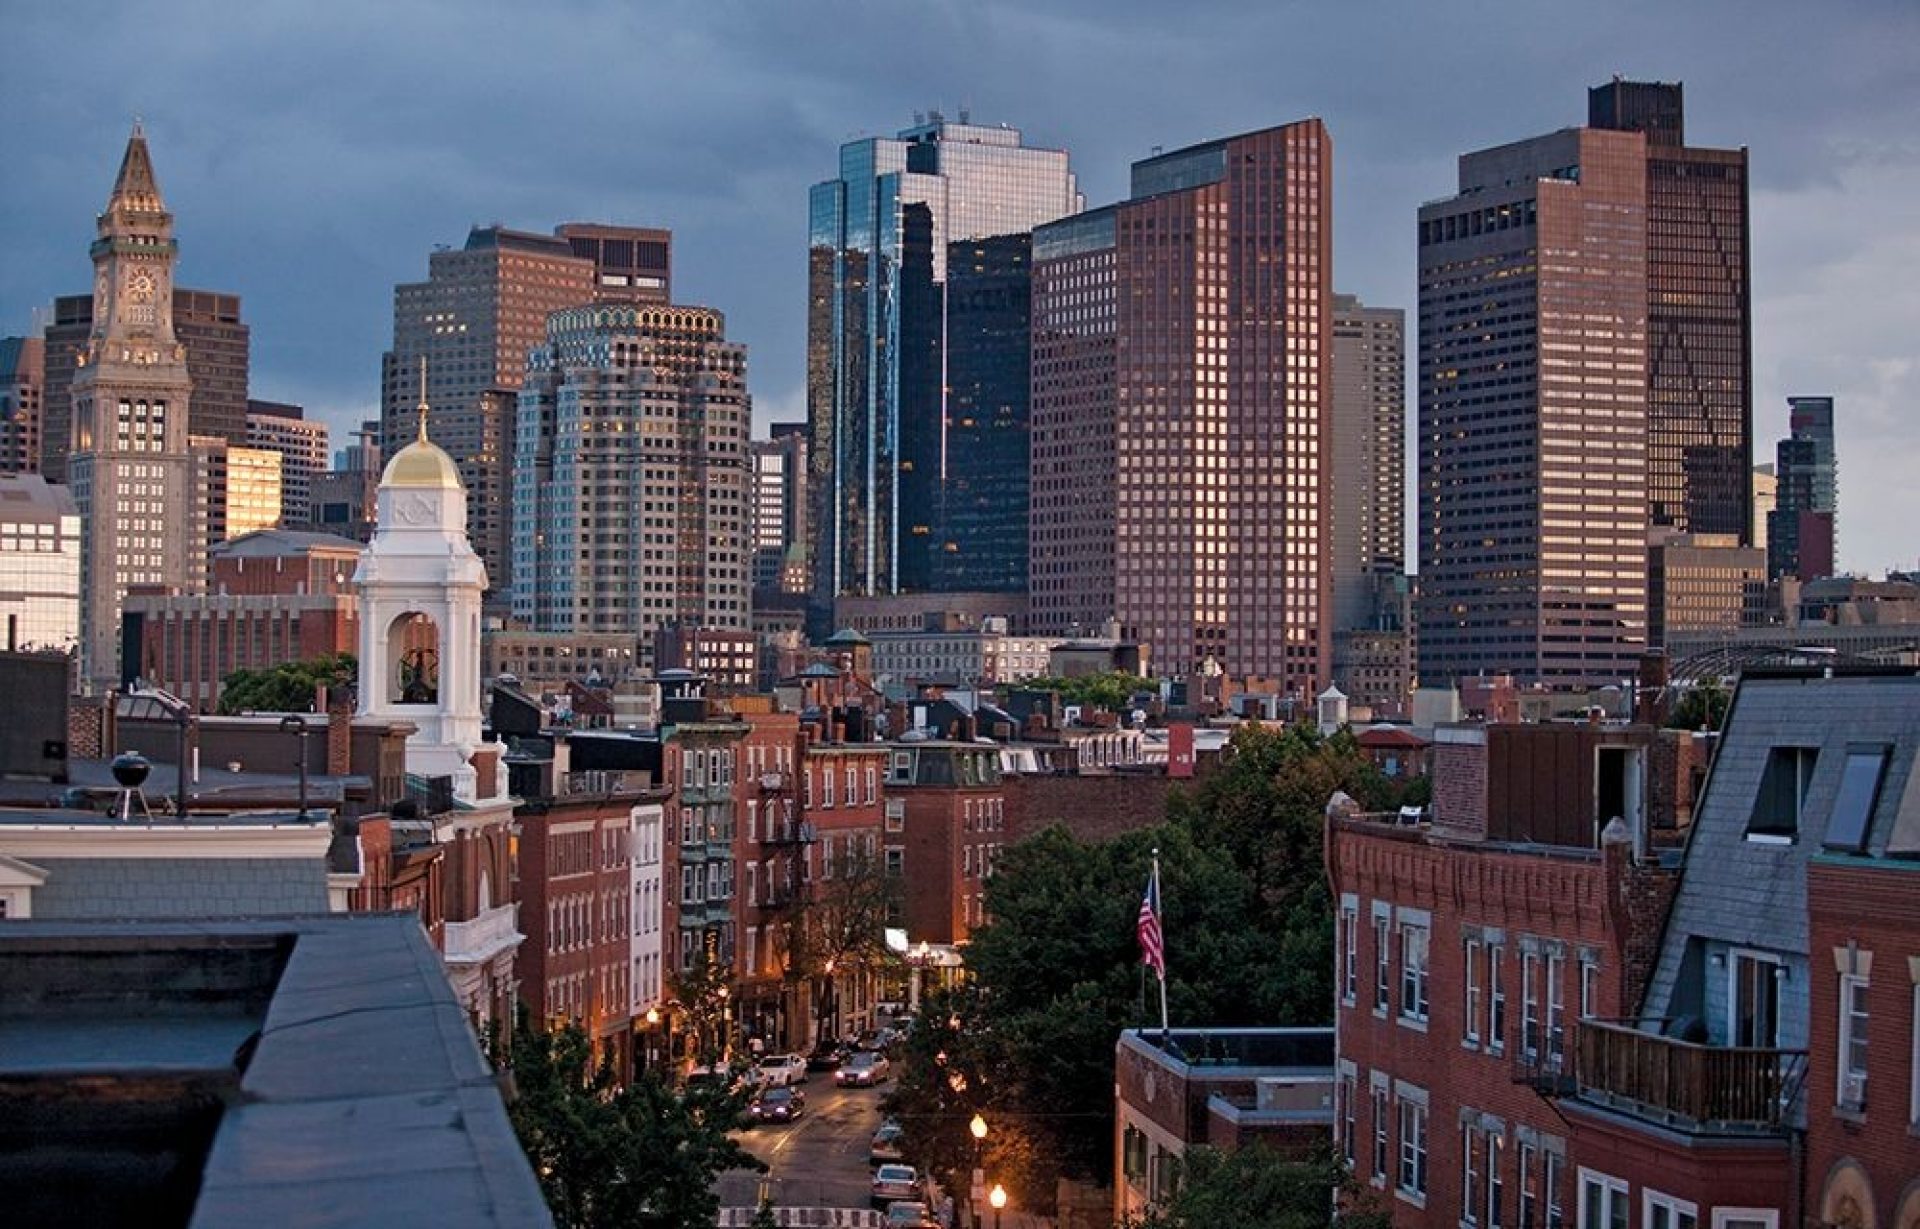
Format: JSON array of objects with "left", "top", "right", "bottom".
[
  {"left": 68, "top": 125, "right": 197, "bottom": 691},
  {"left": 807, "top": 115, "right": 1080, "bottom": 629},
  {"left": 1031, "top": 120, "right": 1332, "bottom": 692},
  {"left": 382, "top": 223, "right": 671, "bottom": 595},
  {"left": 246, "top": 400, "right": 328, "bottom": 525},
  {"left": 0, "top": 337, "right": 44, "bottom": 475},
  {"left": 935, "top": 233, "right": 1033, "bottom": 594},
  {"left": 1417, "top": 126, "right": 1650, "bottom": 688},
  {"left": 1768, "top": 396, "right": 1838, "bottom": 580},
  {"left": 1329, "top": 294, "right": 1405, "bottom": 633},
  {"left": 511, "top": 304, "right": 750, "bottom": 656},
  {"left": 190, "top": 435, "right": 283, "bottom": 578},
  {"left": 40, "top": 288, "right": 249, "bottom": 483},
  {"left": 1589, "top": 80, "right": 1752, "bottom": 542},
  {"left": 751, "top": 423, "right": 807, "bottom": 598}
]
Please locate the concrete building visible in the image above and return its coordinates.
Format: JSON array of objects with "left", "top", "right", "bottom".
[
  {"left": 41, "top": 286, "right": 249, "bottom": 484},
  {"left": 381, "top": 222, "right": 671, "bottom": 595},
  {"left": 1031, "top": 120, "right": 1332, "bottom": 694},
  {"left": 68, "top": 126, "right": 198, "bottom": 693},
  {"left": 1752, "top": 464, "right": 1777, "bottom": 559},
  {"left": 307, "top": 418, "right": 381, "bottom": 543},
  {"left": 0, "top": 474, "right": 80, "bottom": 656},
  {"left": 1330, "top": 295, "right": 1406, "bottom": 635},
  {"left": 1768, "top": 395, "right": 1839, "bottom": 581},
  {"left": 654, "top": 623, "right": 759, "bottom": 692},
  {"left": 0, "top": 336, "right": 44, "bottom": 475},
  {"left": 482, "top": 629, "right": 641, "bottom": 694},
  {"left": 866, "top": 621, "right": 1058, "bottom": 687},
  {"left": 245, "top": 399, "right": 327, "bottom": 524},
  {"left": 1647, "top": 531, "right": 1768, "bottom": 647},
  {"left": 190, "top": 436, "right": 283, "bottom": 578},
  {"left": 807, "top": 115, "right": 1081, "bottom": 629},
  {"left": 512, "top": 304, "right": 750, "bottom": 647},
  {"left": 1417, "top": 123, "right": 1650, "bottom": 688},
  {"left": 1588, "top": 80, "right": 1753, "bottom": 543},
  {"left": 751, "top": 422, "right": 808, "bottom": 598}
]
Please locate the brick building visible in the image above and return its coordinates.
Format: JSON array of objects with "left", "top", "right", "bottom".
[{"left": 885, "top": 738, "right": 1007, "bottom": 947}]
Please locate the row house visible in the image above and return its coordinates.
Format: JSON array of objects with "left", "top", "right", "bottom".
[{"left": 886, "top": 737, "right": 1008, "bottom": 947}]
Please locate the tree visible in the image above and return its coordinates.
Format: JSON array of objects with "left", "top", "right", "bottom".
[
  {"left": 771, "top": 846, "right": 899, "bottom": 1047},
  {"left": 496, "top": 1008, "right": 762, "bottom": 1229},
  {"left": 1122, "top": 1142, "right": 1391, "bottom": 1229},
  {"left": 1016, "top": 671, "right": 1151, "bottom": 713},
  {"left": 1666, "top": 680, "right": 1730, "bottom": 731},
  {"left": 217, "top": 652, "right": 356, "bottom": 714}
]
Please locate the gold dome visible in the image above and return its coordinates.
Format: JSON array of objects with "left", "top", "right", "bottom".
[{"left": 382, "top": 437, "right": 463, "bottom": 490}]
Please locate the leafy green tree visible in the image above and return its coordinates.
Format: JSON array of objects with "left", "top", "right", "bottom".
[
  {"left": 1666, "top": 680, "right": 1730, "bottom": 731},
  {"left": 1122, "top": 1142, "right": 1391, "bottom": 1229},
  {"left": 1016, "top": 671, "right": 1151, "bottom": 712},
  {"left": 497, "top": 1008, "right": 761, "bottom": 1229},
  {"left": 216, "top": 652, "right": 356, "bottom": 714}
]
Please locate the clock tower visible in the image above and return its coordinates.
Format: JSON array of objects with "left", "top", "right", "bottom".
[
  {"left": 70, "top": 122, "right": 196, "bottom": 693},
  {"left": 353, "top": 374, "right": 498, "bottom": 802}
]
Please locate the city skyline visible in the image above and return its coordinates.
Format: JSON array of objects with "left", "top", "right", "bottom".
[{"left": 1, "top": 2, "right": 1916, "bottom": 575}]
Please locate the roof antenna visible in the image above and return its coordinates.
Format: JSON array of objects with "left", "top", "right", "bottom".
[{"left": 415, "top": 356, "right": 430, "bottom": 443}]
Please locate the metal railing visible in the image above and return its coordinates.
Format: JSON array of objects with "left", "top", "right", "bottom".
[{"left": 1575, "top": 1018, "right": 1806, "bottom": 1131}]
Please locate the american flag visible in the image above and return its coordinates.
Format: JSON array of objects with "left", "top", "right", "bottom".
[{"left": 1137, "top": 869, "right": 1165, "bottom": 980}]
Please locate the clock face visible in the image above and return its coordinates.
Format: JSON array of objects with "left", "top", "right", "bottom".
[{"left": 126, "top": 268, "right": 155, "bottom": 302}]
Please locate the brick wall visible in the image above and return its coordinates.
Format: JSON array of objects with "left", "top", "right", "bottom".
[
  {"left": 1429, "top": 736, "right": 1486, "bottom": 840},
  {"left": 67, "top": 698, "right": 107, "bottom": 760},
  {"left": 1004, "top": 773, "right": 1174, "bottom": 847}
]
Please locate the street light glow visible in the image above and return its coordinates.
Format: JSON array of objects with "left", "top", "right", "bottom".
[
  {"left": 989, "top": 1184, "right": 1007, "bottom": 1210},
  {"left": 969, "top": 1113, "right": 988, "bottom": 1141}
]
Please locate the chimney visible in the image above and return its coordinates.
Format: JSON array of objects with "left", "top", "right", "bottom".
[
  {"left": 1635, "top": 651, "right": 1669, "bottom": 726},
  {"left": 322, "top": 685, "right": 354, "bottom": 777}
]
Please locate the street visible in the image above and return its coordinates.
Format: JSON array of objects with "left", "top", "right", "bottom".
[{"left": 717, "top": 1075, "right": 890, "bottom": 1215}]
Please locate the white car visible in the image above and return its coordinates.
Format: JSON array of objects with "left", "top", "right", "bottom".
[
  {"left": 871, "top": 1164, "right": 919, "bottom": 1210},
  {"left": 755, "top": 1052, "right": 809, "bottom": 1087}
]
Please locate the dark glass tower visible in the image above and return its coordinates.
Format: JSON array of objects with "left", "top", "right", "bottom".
[
  {"left": 1589, "top": 80, "right": 1752, "bottom": 542},
  {"left": 933, "top": 233, "right": 1032, "bottom": 594},
  {"left": 1768, "top": 396, "right": 1838, "bottom": 580},
  {"left": 806, "top": 116, "right": 1079, "bottom": 634}
]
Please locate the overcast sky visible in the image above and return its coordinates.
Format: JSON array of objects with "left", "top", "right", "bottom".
[{"left": 3, "top": 0, "right": 1915, "bottom": 574}]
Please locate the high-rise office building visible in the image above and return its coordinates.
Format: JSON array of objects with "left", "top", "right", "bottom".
[
  {"left": 0, "top": 337, "right": 44, "bottom": 475},
  {"left": 512, "top": 304, "right": 750, "bottom": 657},
  {"left": 306, "top": 420, "right": 382, "bottom": 544},
  {"left": 751, "top": 424, "right": 807, "bottom": 597},
  {"left": 382, "top": 223, "right": 672, "bottom": 595},
  {"left": 935, "top": 233, "right": 1033, "bottom": 594},
  {"left": 0, "top": 473, "right": 81, "bottom": 655},
  {"left": 190, "top": 436, "right": 283, "bottom": 579},
  {"left": 68, "top": 125, "right": 197, "bottom": 691},
  {"left": 41, "top": 288, "right": 248, "bottom": 483},
  {"left": 1417, "top": 126, "right": 1650, "bottom": 688},
  {"left": 245, "top": 400, "right": 327, "bottom": 525},
  {"left": 1752, "top": 464, "right": 1777, "bottom": 556},
  {"left": 1031, "top": 120, "right": 1332, "bottom": 692},
  {"left": 1329, "top": 294, "right": 1405, "bottom": 633},
  {"left": 807, "top": 115, "right": 1080, "bottom": 628},
  {"left": 1589, "top": 80, "right": 1752, "bottom": 542},
  {"left": 1768, "top": 395, "right": 1838, "bottom": 580}
]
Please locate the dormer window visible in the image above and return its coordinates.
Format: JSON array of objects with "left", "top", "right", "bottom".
[
  {"left": 1823, "top": 745, "right": 1890, "bottom": 853},
  {"left": 1746, "top": 747, "right": 1817, "bottom": 842}
]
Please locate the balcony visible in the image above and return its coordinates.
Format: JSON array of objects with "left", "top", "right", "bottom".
[
  {"left": 758, "top": 771, "right": 792, "bottom": 794},
  {"left": 1511, "top": 1023, "right": 1575, "bottom": 1096},
  {"left": 561, "top": 769, "right": 650, "bottom": 797},
  {"left": 443, "top": 903, "right": 523, "bottom": 967},
  {"left": 761, "top": 819, "right": 816, "bottom": 847},
  {"left": 1574, "top": 1018, "right": 1806, "bottom": 1132}
]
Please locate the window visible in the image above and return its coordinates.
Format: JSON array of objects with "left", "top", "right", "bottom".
[
  {"left": 1396, "top": 1090, "right": 1428, "bottom": 1199},
  {"left": 1824, "top": 745, "right": 1889, "bottom": 851},
  {"left": 1522, "top": 950, "right": 1542, "bottom": 1058},
  {"left": 1462, "top": 1125, "right": 1482, "bottom": 1224},
  {"left": 1341, "top": 899, "right": 1359, "bottom": 1004},
  {"left": 1489, "top": 945, "right": 1507, "bottom": 1054},
  {"left": 1400, "top": 918, "right": 1430, "bottom": 1024},
  {"left": 1644, "top": 1191, "right": 1697, "bottom": 1229},
  {"left": 1747, "top": 746, "right": 1817, "bottom": 840},
  {"left": 1546, "top": 951, "right": 1566, "bottom": 1068},
  {"left": 865, "top": 766, "right": 877, "bottom": 804},
  {"left": 1519, "top": 1142, "right": 1538, "bottom": 1229},
  {"left": 821, "top": 768, "right": 835, "bottom": 808},
  {"left": 1911, "top": 983, "right": 1920, "bottom": 1127},
  {"left": 1337, "top": 1065, "right": 1357, "bottom": 1166},
  {"left": 1465, "top": 937, "right": 1484, "bottom": 1044},
  {"left": 1544, "top": 1152, "right": 1565, "bottom": 1229},
  {"left": 884, "top": 848, "right": 904, "bottom": 877},
  {"left": 1577, "top": 1169, "right": 1627, "bottom": 1229},
  {"left": 1838, "top": 971, "right": 1869, "bottom": 1109},
  {"left": 1374, "top": 908, "right": 1392, "bottom": 1015},
  {"left": 1710, "top": 1211, "right": 1778, "bottom": 1229},
  {"left": 1371, "top": 1081, "right": 1390, "bottom": 1184},
  {"left": 1580, "top": 955, "right": 1600, "bottom": 1021}
]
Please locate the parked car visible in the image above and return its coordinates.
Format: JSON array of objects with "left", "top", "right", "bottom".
[
  {"left": 806, "top": 1041, "right": 850, "bottom": 1072},
  {"left": 869, "top": 1119, "right": 906, "bottom": 1166},
  {"left": 836, "top": 1050, "right": 891, "bottom": 1087},
  {"left": 870, "top": 1164, "right": 919, "bottom": 1209},
  {"left": 746, "top": 1086, "right": 805, "bottom": 1125},
  {"left": 884, "top": 1201, "right": 939, "bottom": 1228},
  {"left": 754, "top": 1052, "right": 808, "bottom": 1087}
]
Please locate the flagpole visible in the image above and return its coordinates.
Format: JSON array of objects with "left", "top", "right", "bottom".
[{"left": 1153, "top": 848, "right": 1169, "bottom": 1042}]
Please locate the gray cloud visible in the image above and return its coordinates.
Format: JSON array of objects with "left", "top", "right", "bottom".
[{"left": 2, "top": 0, "right": 1915, "bottom": 572}]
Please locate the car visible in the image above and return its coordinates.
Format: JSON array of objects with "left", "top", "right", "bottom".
[
  {"left": 836, "top": 1050, "right": 891, "bottom": 1087},
  {"left": 754, "top": 1052, "right": 808, "bottom": 1087},
  {"left": 745, "top": 1086, "right": 805, "bottom": 1125},
  {"left": 806, "top": 1041, "right": 850, "bottom": 1072},
  {"left": 884, "top": 1200, "right": 938, "bottom": 1228},
  {"left": 869, "top": 1119, "right": 906, "bottom": 1166},
  {"left": 870, "top": 1163, "right": 919, "bottom": 1209}
]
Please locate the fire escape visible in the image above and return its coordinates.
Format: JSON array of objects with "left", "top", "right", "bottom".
[{"left": 754, "top": 768, "right": 815, "bottom": 1048}]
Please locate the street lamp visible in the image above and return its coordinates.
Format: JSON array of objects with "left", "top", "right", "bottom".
[
  {"left": 989, "top": 1183, "right": 1007, "bottom": 1229},
  {"left": 279, "top": 715, "right": 310, "bottom": 819},
  {"left": 968, "top": 1114, "right": 989, "bottom": 1229}
]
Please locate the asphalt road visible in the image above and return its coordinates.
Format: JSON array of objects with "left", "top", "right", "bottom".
[{"left": 717, "top": 1074, "right": 893, "bottom": 1214}]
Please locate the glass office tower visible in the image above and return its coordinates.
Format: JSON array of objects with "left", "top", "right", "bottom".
[{"left": 806, "top": 115, "right": 1079, "bottom": 632}]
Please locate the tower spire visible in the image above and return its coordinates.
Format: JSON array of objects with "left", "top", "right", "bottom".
[
  {"left": 416, "top": 356, "right": 430, "bottom": 442},
  {"left": 106, "top": 120, "right": 166, "bottom": 217}
]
